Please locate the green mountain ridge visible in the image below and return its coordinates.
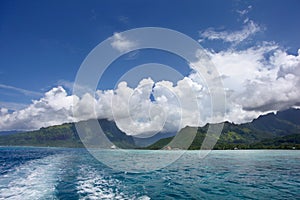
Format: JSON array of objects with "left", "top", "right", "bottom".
[
  {"left": 0, "top": 108, "right": 299, "bottom": 149},
  {"left": 148, "top": 108, "right": 300, "bottom": 150},
  {"left": 0, "top": 119, "right": 137, "bottom": 148}
]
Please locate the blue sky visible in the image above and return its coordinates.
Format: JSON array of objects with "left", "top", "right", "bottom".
[{"left": 1, "top": 0, "right": 300, "bottom": 132}]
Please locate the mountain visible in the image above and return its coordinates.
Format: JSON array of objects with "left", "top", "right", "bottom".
[
  {"left": 132, "top": 131, "right": 176, "bottom": 147},
  {"left": 0, "top": 108, "right": 299, "bottom": 149},
  {"left": 0, "top": 119, "right": 136, "bottom": 149},
  {"left": 147, "top": 108, "right": 300, "bottom": 150}
]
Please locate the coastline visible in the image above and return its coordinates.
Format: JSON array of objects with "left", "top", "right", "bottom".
[{"left": 0, "top": 145, "right": 298, "bottom": 150}]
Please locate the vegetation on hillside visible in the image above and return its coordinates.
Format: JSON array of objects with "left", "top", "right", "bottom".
[
  {"left": 0, "top": 119, "right": 136, "bottom": 149},
  {"left": 147, "top": 109, "right": 300, "bottom": 150},
  {"left": 0, "top": 109, "right": 299, "bottom": 150}
]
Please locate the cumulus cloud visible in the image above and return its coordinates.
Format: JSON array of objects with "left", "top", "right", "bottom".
[
  {"left": 0, "top": 87, "right": 77, "bottom": 131},
  {"left": 239, "top": 49, "right": 300, "bottom": 112},
  {"left": 1, "top": 46, "right": 300, "bottom": 134},
  {"left": 0, "top": 76, "right": 205, "bottom": 134},
  {"left": 1, "top": 43, "right": 300, "bottom": 133},
  {"left": 110, "top": 32, "right": 137, "bottom": 53},
  {"left": 201, "top": 45, "right": 300, "bottom": 120},
  {"left": 199, "top": 20, "right": 261, "bottom": 45}
]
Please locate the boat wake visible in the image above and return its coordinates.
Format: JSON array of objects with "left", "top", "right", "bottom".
[
  {"left": 0, "top": 153, "right": 65, "bottom": 200},
  {"left": 76, "top": 165, "right": 150, "bottom": 200}
]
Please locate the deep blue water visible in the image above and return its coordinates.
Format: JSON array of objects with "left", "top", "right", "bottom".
[{"left": 0, "top": 147, "right": 299, "bottom": 199}]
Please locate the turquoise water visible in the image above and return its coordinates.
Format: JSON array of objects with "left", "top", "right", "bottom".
[{"left": 0, "top": 147, "right": 299, "bottom": 199}]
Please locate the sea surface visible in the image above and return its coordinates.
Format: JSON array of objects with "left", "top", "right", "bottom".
[{"left": 0, "top": 147, "right": 299, "bottom": 199}]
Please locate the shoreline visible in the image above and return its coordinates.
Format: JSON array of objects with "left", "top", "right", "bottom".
[{"left": 0, "top": 145, "right": 298, "bottom": 150}]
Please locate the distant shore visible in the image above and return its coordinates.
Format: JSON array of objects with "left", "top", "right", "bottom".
[{"left": 0, "top": 145, "right": 298, "bottom": 150}]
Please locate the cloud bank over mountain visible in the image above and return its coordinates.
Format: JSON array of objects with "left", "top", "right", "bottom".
[{"left": 1, "top": 24, "right": 300, "bottom": 136}]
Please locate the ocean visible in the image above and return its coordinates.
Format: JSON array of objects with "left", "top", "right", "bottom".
[{"left": 0, "top": 147, "right": 299, "bottom": 199}]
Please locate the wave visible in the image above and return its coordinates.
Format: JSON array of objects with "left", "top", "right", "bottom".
[
  {"left": 0, "top": 153, "right": 65, "bottom": 200},
  {"left": 76, "top": 165, "right": 150, "bottom": 200},
  {"left": 0, "top": 150, "right": 151, "bottom": 200}
]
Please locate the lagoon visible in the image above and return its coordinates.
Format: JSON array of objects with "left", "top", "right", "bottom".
[{"left": 0, "top": 147, "right": 299, "bottom": 199}]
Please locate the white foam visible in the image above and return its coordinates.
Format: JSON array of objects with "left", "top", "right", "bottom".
[
  {"left": 0, "top": 154, "right": 151, "bottom": 200},
  {"left": 0, "top": 154, "right": 65, "bottom": 200},
  {"left": 77, "top": 165, "right": 149, "bottom": 200},
  {"left": 137, "top": 195, "right": 151, "bottom": 200}
]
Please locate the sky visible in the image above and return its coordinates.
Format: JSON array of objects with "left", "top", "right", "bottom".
[{"left": 0, "top": 0, "right": 300, "bottom": 134}]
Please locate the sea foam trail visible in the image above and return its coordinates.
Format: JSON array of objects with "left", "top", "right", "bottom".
[
  {"left": 0, "top": 154, "right": 65, "bottom": 200},
  {"left": 76, "top": 165, "right": 151, "bottom": 200},
  {"left": 76, "top": 165, "right": 129, "bottom": 200}
]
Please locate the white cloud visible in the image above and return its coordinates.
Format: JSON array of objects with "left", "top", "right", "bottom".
[
  {"left": 111, "top": 32, "right": 137, "bottom": 53},
  {"left": 0, "top": 87, "right": 78, "bottom": 131},
  {"left": 238, "top": 49, "right": 300, "bottom": 112},
  {"left": 203, "top": 42, "right": 279, "bottom": 92},
  {"left": 0, "top": 77, "right": 204, "bottom": 134},
  {"left": 1, "top": 46, "right": 300, "bottom": 134},
  {"left": 201, "top": 46, "right": 300, "bottom": 120},
  {"left": 199, "top": 20, "right": 261, "bottom": 45}
]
